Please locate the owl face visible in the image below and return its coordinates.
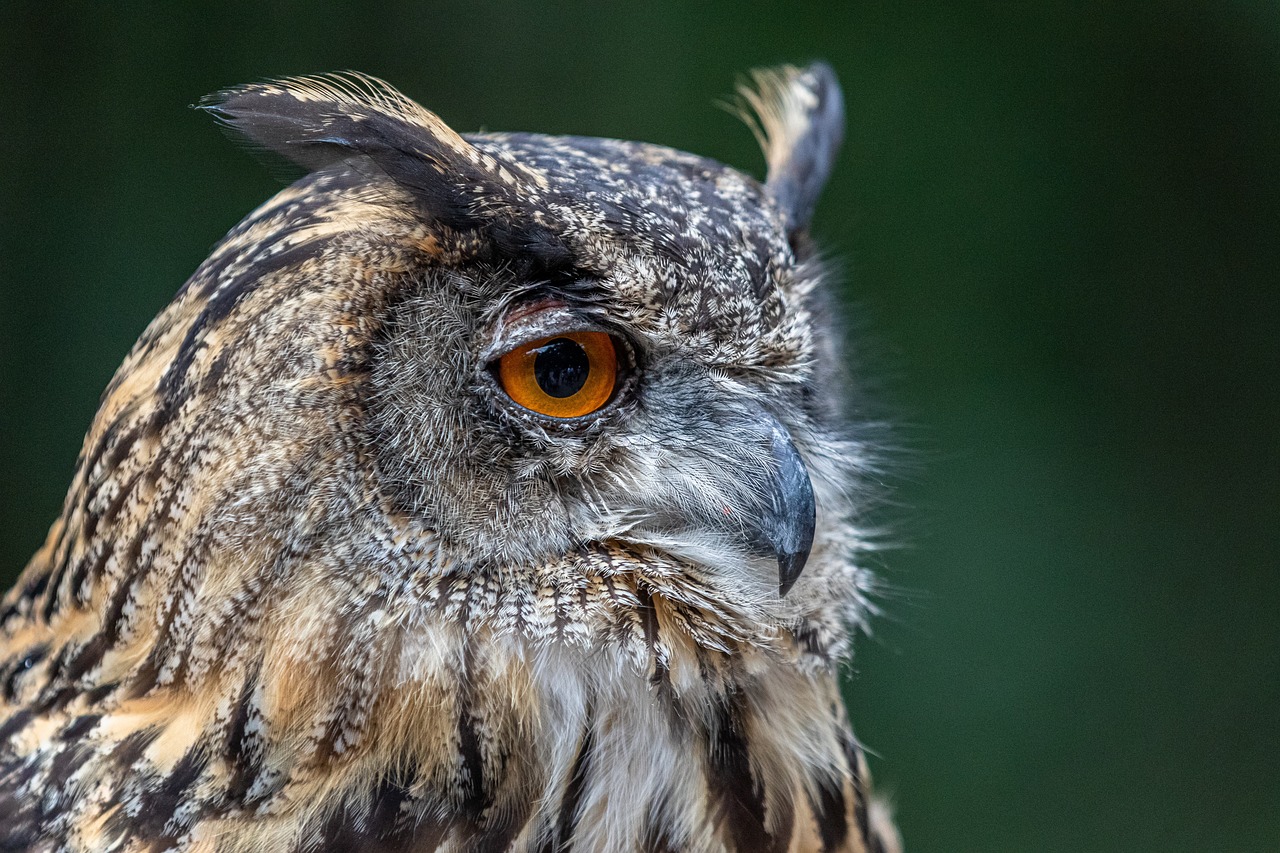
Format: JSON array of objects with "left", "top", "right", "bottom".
[
  {"left": 173, "top": 66, "right": 851, "bottom": 617},
  {"left": 359, "top": 132, "right": 835, "bottom": 598}
]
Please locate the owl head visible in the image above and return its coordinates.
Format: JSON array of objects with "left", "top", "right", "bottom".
[{"left": 232, "top": 65, "right": 854, "bottom": 584}]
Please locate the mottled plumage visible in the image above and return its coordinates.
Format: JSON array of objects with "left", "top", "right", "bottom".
[{"left": 0, "top": 65, "right": 900, "bottom": 852}]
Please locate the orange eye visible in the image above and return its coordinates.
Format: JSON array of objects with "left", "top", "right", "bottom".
[{"left": 495, "top": 331, "right": 618, "bottom": 418}]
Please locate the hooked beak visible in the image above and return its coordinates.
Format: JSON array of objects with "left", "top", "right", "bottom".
[{"left": 747, "top": 418, "right": 816, "bottom": 596}]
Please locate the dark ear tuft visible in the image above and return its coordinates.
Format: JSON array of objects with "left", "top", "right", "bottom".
[
  {"left": 733, "top": 62, "right": 845, "bottom": 234},
  {"left": 198, "top": 72, "right": 547, "bottom": 225}
]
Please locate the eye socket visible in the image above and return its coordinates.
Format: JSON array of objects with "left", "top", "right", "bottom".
[{"left": 495, "top": 331, "right": 619, "bottom": 419}]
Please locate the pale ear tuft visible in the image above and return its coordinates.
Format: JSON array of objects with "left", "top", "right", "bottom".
[{"left": 732, "top": 62, "right": 845, "bottom": 234}]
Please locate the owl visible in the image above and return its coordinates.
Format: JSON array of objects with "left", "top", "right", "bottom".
[{"left": 0, "top": 64, "right": 900, "bottom": 852}]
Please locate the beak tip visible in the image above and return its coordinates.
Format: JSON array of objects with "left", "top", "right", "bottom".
[
  {"left": 764, "top": 421, "right": 816, "bottom": 598},
  {"left": 778, "top": 548, "right": 809, "bottom": 597}
]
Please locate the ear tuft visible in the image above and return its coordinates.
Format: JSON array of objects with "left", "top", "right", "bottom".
[
  {"left": 198, "top": 72, "right": 546, "bottom": 222},
  {"left": 732, "top": 62, "right": 845, "bottom": 234}
]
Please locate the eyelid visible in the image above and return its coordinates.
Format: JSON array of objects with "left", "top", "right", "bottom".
[{"left": 482, "top": 305, "right": 612, "bottom": 364}]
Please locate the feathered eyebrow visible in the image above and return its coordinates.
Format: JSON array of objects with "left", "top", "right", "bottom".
[{"left": 486, "top": 273, "right": 611, "bottom": 323}]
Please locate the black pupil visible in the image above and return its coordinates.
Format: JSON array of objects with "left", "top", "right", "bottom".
[{"left": 532, "top": 338, "right": 590, "bottom": 398}]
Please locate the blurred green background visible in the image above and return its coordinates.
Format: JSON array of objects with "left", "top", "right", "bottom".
[{"left": 1, "top": 2, "right": 1277, "bottom": 850}]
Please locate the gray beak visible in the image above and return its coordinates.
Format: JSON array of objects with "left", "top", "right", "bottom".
[{"left": 748, "top": 418, "right": 816, "bottom": 596}]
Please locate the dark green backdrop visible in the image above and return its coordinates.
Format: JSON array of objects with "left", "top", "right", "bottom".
[{"left": 1, "top": 2, "right": 1277, "bottom": 850}]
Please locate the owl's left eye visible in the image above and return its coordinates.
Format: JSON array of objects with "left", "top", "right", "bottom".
[{"left": 495, "top": 331, "right": 619, "bottom": 419}]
